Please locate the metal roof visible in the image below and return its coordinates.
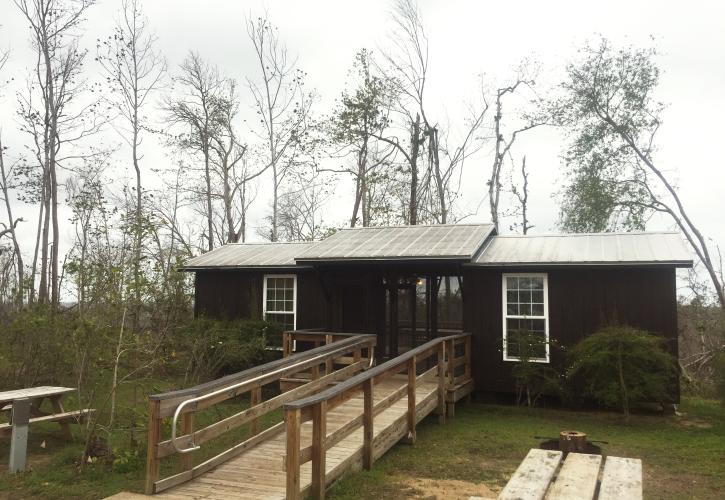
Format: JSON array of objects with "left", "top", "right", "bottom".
[
  {"left": 471, "top": 232, "right": 693, "bottom": 267},
  {"left": 294, "top": 223, "right": 495, "bottom": 262},
  {"left": 181, "top": 242, "right": 316, "bottom": 270}
]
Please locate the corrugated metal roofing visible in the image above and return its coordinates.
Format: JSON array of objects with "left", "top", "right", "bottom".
[
  {"left": 295, "top": 223, "right": 495, "bottom": 261},
  {"left": 181, "top": 242, "right": 316, "bottom": 269},
  {"left": 471, "top": 232, "right": 693, "bottom": 267}
]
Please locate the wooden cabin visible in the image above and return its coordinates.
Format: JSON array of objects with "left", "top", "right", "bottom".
[{"left": 181, "top": 224, "right": 692, "bottom": 399}]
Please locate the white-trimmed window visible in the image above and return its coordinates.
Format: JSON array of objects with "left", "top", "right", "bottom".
[
  {"left": 502, "top": 273, "right": 549, "bottom": 363},
  {"left": 263, "top": 274, "right": 296, "bottom": 331}
]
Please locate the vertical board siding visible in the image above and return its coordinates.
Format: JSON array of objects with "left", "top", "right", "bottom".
[{"left": 463, "top": 266, "right": 679, "bottom": 401}]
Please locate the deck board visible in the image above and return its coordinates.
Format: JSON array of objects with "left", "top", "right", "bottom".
[{"left": 159, "top": 376, "right": 439, "bottom": 499}]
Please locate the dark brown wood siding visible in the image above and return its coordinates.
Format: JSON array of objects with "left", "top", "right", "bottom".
[
  {"left": 462, "top": 266, "right": 679, "bottom": 401},
  {"left": 194, "top": 269, "right": 327, "bottom": 329}
]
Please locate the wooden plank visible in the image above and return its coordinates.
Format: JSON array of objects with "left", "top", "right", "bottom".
[
  {"left": 437, "top": 342, "right": 447, "bottom": 424},
  {"left": 0, "top": 386, "right": 74, "bottom": 406},
  {"left": 145, "top": 400, "right": 161, "bottom": 495},
  {"left": 156, "top": 361, "right": 365, "bottom": 458},
  {"left": 362, "top": 378, "right": 373, "bottom": 470},
  {"left": 154, "top": 421, "right": 286, "bottom": 493},
  {"left": 406, "top": 357, "right": 416, "bottom": 443},
  {"left": 599, "top": 456, "right": 643, "bottom": 500},
  {"left": 249, "top": 387, "right": 261, "bottom": 437},
  {"left": 180, "top": 412, "right": 194, "bottom": 472},
  {"left": 544, "top": 453, "right": 601, "bottom": 500},
  {"left": 285, "top": 408, "right": 302, "bottom": 500},
  {"left": 499, "top": 449, "right": 563, "bottom": 500},
  {"left": 311, "top": 401, "right": 327, "bottom": 499}
]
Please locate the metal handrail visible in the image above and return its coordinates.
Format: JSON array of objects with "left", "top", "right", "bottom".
[{"left": 169, "top": 336, "right": 376, "bottom": 454}]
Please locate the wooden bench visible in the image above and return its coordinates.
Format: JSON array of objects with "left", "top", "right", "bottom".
[
  {"left": 496, "top": 449, "right": 642, "bottom": 500},
  {"left": 0, "top": 408, "right": 95, "bottom": 438}
]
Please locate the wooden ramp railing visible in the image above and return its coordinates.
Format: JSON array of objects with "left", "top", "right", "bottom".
[
  {"left": 282, "top": 332, "right": 473, "bottom": 500},
  {"left": 144, "top": 332, "right": 376, "bottom": 495}
]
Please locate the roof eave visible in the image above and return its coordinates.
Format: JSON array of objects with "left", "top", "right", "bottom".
[{"left": 465, "top": 260, "right": 694, "bottom": 268}]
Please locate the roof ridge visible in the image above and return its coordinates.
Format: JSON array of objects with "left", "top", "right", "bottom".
[
  {"left": 337, "top": 222, "right": 493, "bottom": 231},
  {"left": 493, "top": 231, "right": 680, "bottom": 238}
]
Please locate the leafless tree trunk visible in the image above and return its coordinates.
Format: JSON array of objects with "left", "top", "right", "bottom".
[
  {"left": 98, "top": 0, "right": 166, "bottom": 327},
  {"left": 512, "top": 156, "right": 533, "bottom": 234},
  {"left": 165, "top": 51, "right": 227, "bottom": 251},
  {"left": 246, "top": 15, "right": 312, "bottom": 241},
  {"left": 0, "top": 134, "right": 25, "bottom": 306},
  {"left": 15, "top": 0, "right": 97, "bottom": 307},
  {"left": 487, "top": 74, "right": 542, "bottom": 230}
]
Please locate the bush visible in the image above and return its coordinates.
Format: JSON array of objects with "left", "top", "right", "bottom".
[
  {"left": 505, "top": 329, "right": 562, "bottom": 407},
  {"left": 173, "top": 318, "right": 281, "bottom": 381},
  {"left": 566, "top": 325, "right": 676, "bottom": 419}
]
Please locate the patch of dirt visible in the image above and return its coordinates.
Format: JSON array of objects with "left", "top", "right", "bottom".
[
  {"left": 676, "top": 417, "right": 713, "bottom": 429},
  {"left": 396, "top": 477, "right": 498, "bottom": 500}
]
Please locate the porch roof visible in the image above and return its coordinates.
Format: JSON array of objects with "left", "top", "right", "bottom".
[
  {"left": 180, "top": 242, "right": 315, "bottom": 270},
  {"left": 294, "top": 223, "right": 495, "bottom": 262},
  {"left": 471, "top": 231, "right": 693, "bottom": 267}
]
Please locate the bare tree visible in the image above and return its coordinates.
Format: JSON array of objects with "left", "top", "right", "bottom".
[
  {"left": 382, "top": 0, "right": 489, "bottom": 225},
  {"left": 15, "top": 0, "right": 99, "bottom": 306},
  {"left": 97, "top": 0, "right": 166, "bottom": 322},
  {"left": 0, "top": 134, "right": 25, "bottom": 306},
  {"left": 487, "top": 67, "right": 544, "bottom": 230},
  {"left": 165, "top": 51, "right": 228, "bottom": 251},
  {"left": 511, "top": 155, "right": 533, "bottom": 234},
  {"left": 246, "top": 15, "right": 314, "bottom": 241}
]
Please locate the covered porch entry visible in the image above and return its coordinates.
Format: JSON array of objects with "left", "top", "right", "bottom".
[{"left": 316, "top": 263, "right": 465, "bottom": 360}]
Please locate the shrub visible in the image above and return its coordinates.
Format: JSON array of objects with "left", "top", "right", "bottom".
[
  {"left": 173, "top": 318, "right": 279, "bottom": 381},
  {"left": 566, "top": 325, "right": 676, "bottom": 420},
  {"left": 506, "top": 329, "right": 562, "bottom": 407}
]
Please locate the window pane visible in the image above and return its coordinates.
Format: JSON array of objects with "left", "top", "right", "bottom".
[
  {"left": 507, "top": 290, "right": 518, "bottom": 303},
  {"left": 266, "top": 312, "right": 294, "bottom": 330},
  {"left": 519, "top": 290, "right": 532, "bottom": 304},
  {"left": 530, "top": 277, "right": 543, "bottom": 290},
  {"left": 531, "top": 303, "right": 544, "bottom": 316},
  {"left": 532, "top": 290, "right": 543, "bottom": 303},
  {"left": 506, "top": 277, "right": 518, "bottom": 290},
  {"left": 507, "top": 303, "right": 518, "bottom": 315}
]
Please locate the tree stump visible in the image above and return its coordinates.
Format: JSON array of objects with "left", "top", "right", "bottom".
[{"left": 559, "top": 430, "right": 587, "bottom": 454}]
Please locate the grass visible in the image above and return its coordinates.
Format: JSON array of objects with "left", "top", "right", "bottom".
[
  {"left": 329, "top": 397, "right": 725, "bottom": 500},
  {"left": 1, "top": 393, "right": 723, "bottom": 499},
  {"left": 0, "top": 376, "right": 281, "bottom": 499}
]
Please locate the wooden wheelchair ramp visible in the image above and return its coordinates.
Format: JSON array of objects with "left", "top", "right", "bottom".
[{"left": 144, "top": 330, "right": 473, "bottom": 500}]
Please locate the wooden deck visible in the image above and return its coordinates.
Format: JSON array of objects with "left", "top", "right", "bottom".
[{"left": 158, "top": 376, "right": 439, "bottom": 499}]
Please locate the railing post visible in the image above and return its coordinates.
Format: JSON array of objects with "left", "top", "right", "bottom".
[
  {"left": 406, "top": 356, "right": 417, "bottom": 444},
  {"left": 283, "top": 331, "right": 290, "bottom": 357},
  {"left": 250, "top": 386, "right": 261, "bottom": 437},
  {"left": 362, "top": 379, "right": 374, "bottom": 470},
  {"left": 311, "top": 401, "right": 327, "bottom": 499},
  {"left": 325, "top": 334, "right": 333, "bottom": 375},
  {"left": 285, "top": 408, "right": 302, "bottom": 500},
  {"left": 464, "top": 335, "right": 473, "bottom": 404},
  {"left": 180, "top": 411, "right": 194, "bottom": 472},
  {"left": 437, "top": 342, "right": 446, "bottom": 424},
  {"left": 145, "top": 399, "right": 161, "bottom": 494},
  {"left": 447, "top": 339, "right": 456, "bottom": 418}
]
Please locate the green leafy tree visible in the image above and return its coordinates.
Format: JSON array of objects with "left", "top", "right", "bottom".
[
  {"left": 566, "top": 326, "right": 676, "bottom": 421},
  {"left": 554, "top": 37, "right": 724, "bottom": 307}
]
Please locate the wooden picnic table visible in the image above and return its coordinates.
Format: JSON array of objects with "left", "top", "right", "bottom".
[
  {"left": 495, "top": 448, "right": 642, "bottom": 500},
  {"left": 0, "top": 386, "right": 94, "bottom": 473}
]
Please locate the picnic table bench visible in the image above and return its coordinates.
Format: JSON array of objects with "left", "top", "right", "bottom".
[
  {"left": 0, "top": 386, "right": 95, "bottom": 472},
  {"left": 495, "top": 448, "right": 642, "bottom": 500}
]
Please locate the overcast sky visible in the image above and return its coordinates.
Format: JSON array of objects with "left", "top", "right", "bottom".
[{"left": 1, "top": 0, "right": 724, "bottom": 288}]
